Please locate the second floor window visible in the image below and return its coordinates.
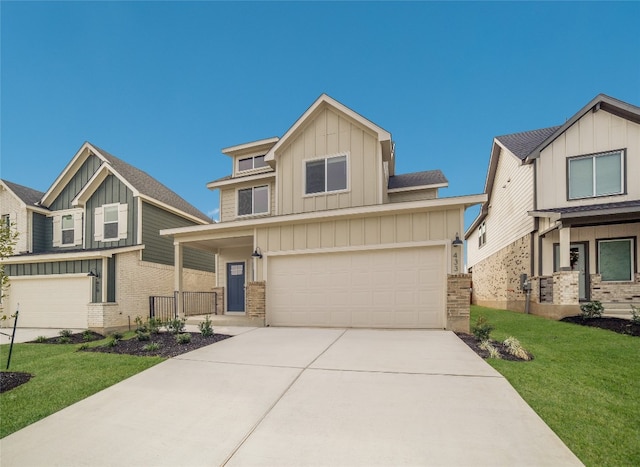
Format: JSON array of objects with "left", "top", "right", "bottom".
[
  {"left": 568, "top": 150, "right": 624, "bottom": 200},
  {"left": 61, "top": 214, "right": 74, "bottom": 245},
  {"left": 94, "top": 203, "right": 128, "bottom": 242},
  {"left": 478, "top": 221, "right": 486, "bottom": 248},
  {"left": 238, "top": 155, "right": 268, "bottom": 172},
  {"left": 238, "top": 185, "right": 269, "bottom": 216},
  {"left": 52, "top": 210, "right": 82, "bottom": 247},
  {"left": 1, "top": 214, "right": 9, "bottom": 228},
  {"left": 305, "top": 155, "right": 347, "bottom": 195},
  {"left": 103, "top": 205, "right": 119, "bottom": 240}
]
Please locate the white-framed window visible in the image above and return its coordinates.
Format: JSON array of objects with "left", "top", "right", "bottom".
[
  {"left": 237, "top": 185, "right": 269, "bottom": 216},
  {"left": 568, "top": 150, "right": 624, "bottom": 200},
  {"left": 1, "top": 214, "right": 9, "bottom": 228},
  {"left": 478, "top": 221, "right": 487, "bottom": 248},
  {"left": 305, "top": 154, "right": 348, "bottom": 195},
  {"left": 598, "top": 238, "right": 634, "bottom": 281},
  {"left": 94, "top": 203, "right": 128, "bottom": 242},
  {"left": 52, "top": 210, "right": 83, "bottom": 247},
  {"left": 238, "top": 155, "right": 268, "bottom": 172}
]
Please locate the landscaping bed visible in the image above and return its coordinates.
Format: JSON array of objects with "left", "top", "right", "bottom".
[
  {"left": 560, "top": 315, "right": 640, "bottom": 337},
  {"left": 456, "top": 333, "right": 532, "bottom": 361}
]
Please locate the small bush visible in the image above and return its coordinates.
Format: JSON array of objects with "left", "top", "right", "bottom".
[
  {"left": 580, "top": 301, "right": 604, "bottom": 319},
  {"left": 82, "top": 330, "right": 96, "bottom": 342},
  {"left": 134, "top": 316, "right": 148, "bottom": 333},
  {"left": 142, "top": 342, "right": 161, "bottom": 352},
  {"left": 148, "top": 318, "right": 163, "bottom": 334},
  {"left": 175, "top": 333, "right": 192, "bottom": 344},
  {"left": 503, "top": 336, "right": 531, "bottom": 361},
  {"left": 199, "top": 315, "right": 214, "bottom": 337},
  {"left": 630, "top": 304, "right": 640, "bottom": 325},
  {"left": 57, "top": 336, "right": 72, "bottom": 344},
  {"left": 103, "top": 338, "right": 119, "bottom": 348},
  {"left": 166, "top": 317, "right": 186, "bottom": 334},
  {"left": 59, "top": 329, "right": 73, "bottom": 338},
  {"left": 110, "top": 331, "right": 123, "bottom": 341},
  {"left": 472, "top": 315, "right": 494, "bottom": 342},
  {"left": 35, "top": 335, "right": 48, "bottom": 343},
  {"left": 479, "top": 340, "right": 501, "bottom": 359},
  {"left": 78, "top": 343, "right": 89, "bottom": 350},
  {"left": 136, "top": 331, "right": 151, "bottom": 341}
]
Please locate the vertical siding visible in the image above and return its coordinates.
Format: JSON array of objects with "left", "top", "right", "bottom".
[
  {"left": 466, "top": 147, "right": 534, "bottom": 268},
  {"left": 141, "top": 202, "right": 215, "bottom": 272},
  {"left": 50, "top": 154, "right": 102, "bottom": 210},
  {"left": 276, "top": 107, "right": 381, "bottom": 215},
  {"left": 32, "top": 213, "right": 52, "bottom": 253},
  {"left": 86, "top": 175, "right": 137, "bottom": 249},
  {"left": 219, "top": 180, "right": 275, "bottom": 222},
  {"left": 537, "top": 110, "right": 640, "bottom": 210}
]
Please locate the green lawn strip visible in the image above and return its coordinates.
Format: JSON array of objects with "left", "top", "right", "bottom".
[
  {"left": 1, "top": 339, "right": 163, "bottom": 438},
  {"left": 471, "top": 306, "right": 640, "bottom": 467}
]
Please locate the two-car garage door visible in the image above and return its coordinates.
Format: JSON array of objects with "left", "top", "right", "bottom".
[
  {"left": 267, "top": 246, "right": 446, "bottom": 328},
  {"left": 5, "top": 275, "right": 91, "bottom": 329}
]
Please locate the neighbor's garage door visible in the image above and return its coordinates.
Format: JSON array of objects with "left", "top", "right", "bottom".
[
  {"left": 6, "top": 275, "right": 91, "bottom": 328},
  {"left": 267, "top": 246, "right": 446, "bottom": 328}
]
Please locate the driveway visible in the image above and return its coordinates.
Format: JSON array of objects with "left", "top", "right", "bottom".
[{"left": 0, "top": 328, "right": 582, "bottom": 466}]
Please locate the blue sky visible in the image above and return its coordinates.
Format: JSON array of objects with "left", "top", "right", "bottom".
[{"left": 1, "top": 1, "right": 639, "bottom": 229}]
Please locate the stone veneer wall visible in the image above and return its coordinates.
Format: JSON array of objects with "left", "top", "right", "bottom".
[
  {"left": 246, "top": 281, "right": 266, "bottom": 318},
  {"left": 470, "top": 234, "right": 531, "bottom": 312},
  {"left": 591, "top": 273, "right": 640, "bottom": 303},
  {"left": 447, "top": 274, "right": 471, "bottom": 333}
]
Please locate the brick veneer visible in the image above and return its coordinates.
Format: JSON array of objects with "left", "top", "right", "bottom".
[
  {"left": 552, "top": 271, "right": 579, "bottom": 305},
  {"left": 447, "top": 273, "right": 471, "bottom": 332},
  {"left": 246, "top": 281, "right": 266, "bottom": 318},
  {"left": 590, "top": 273, "right": 640, "bottom": 303}
]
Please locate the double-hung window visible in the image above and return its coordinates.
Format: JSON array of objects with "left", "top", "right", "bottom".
[
  {"left": 305, "top": 155, "right": 347, "bottom": 195},
  {"left": 61, "top": 214, "right": 75, "bottom": 245},
  {"left": 598, "top": 238, "right": 634, "bottom": 281},
  {"left": 568, "top": 150, "right": 624, "bottom": 200},
  {"left": 478, "top": 221, "right": 487, "bottom": 248},
  {"left": 238, "top": 155, "right": 268, "bottom": 172},
  {"left": 238, "top": 185, "right": 269, "bottom": 216},
  {"left": 94, "top": 203, "right": 127, "bottom": 242},
  {"left": 103, "top": 205, "right": 119, "bottom": 240},
  {"left": 52, "top": 210, "right": 82, "bottom": 247}
]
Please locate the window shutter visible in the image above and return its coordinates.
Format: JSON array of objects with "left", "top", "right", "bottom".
[
  {"left": 118, "top": 203, "right": 128, "bottom": 240},
  {"left": 52, "top": 215, "right": 62, "bottom": 247},
  {"left": 94, "top": 207, "right": 104, "bottom": 241},
  {"left": 73, "top": 211, "right": 83, "bottom": 246}
]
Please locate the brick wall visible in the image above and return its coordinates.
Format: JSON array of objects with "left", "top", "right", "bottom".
[
  {"left": 246, "top": 281, "right": 266, "bottom": 318},
  {"left": 552, "top": 271, "right": 579, "bottom": 305},
  {"left": 447, "top": 274, "right": 471, "bottom": 332},
  {"left": 591, "top": 273, "right": 640, "bottom": 303}
]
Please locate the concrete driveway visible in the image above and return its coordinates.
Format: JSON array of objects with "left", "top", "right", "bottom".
[{"left": 0, "top": 328, "right": 582, "bottom": 466}]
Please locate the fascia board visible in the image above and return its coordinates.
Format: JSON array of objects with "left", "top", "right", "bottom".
[
  {"left": 221, "top": 137, "right": 280, "bottom": 156},
  {"left": 387, "top": 183, "right": 448, "bottom": 193},
  {"left": 2, "top": 245, "right": 144, "bottom": 264},
  {"left": 138, "top": 195, "right": 210, "bottom": 225},
  {"left": 206, "top": 171, "right": 276, "bottom": 190}
]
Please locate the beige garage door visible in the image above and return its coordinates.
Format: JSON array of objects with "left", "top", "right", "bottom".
[
  {"left": 267, "top": 246, "right": 446, "bottom": 328},
  {"left": 6, "top": 275, "right": 91, "bottom": 328}
]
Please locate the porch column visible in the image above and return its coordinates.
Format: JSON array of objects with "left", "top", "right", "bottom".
[
  {"left": 559, "top": 226, "right": 571, "bottom": 270},
  {"left": 174, "top": 242, "right": 184, "bottom": 318},
  {"left": 101, "top": 257, "right": 108, "bottom": 303}
]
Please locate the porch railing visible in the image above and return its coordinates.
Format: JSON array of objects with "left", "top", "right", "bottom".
[{"left": 149, "top": 291, "right": 218, "bottom": 321}]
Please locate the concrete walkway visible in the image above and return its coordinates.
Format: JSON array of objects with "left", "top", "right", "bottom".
[{"left": 0, "top": 328, "right": 583, "bottom": 466}]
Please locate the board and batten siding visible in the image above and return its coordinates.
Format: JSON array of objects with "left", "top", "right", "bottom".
[
  {"left": 467, "top": 146, "right": 534, "bottom": 268},
  {"left": 537, "top": 110, "right": 640, "bottom": 210},
  {"left": 85, "top": 174, "right": 137, "bottom": 249},
  {"left": 220, "top": 181, "right": 276, "bottom": 223},
  {"left": 141, "top": 202, "right": 215, "bottom": 272},
  {"left": 275, "top": 107, "right": 381, "bottom": 216},
  {"left": 31, "top": 213, "right": 52, "bottom": 253},
  {"left": 50, "top": 154, "right": 102, "bottom": 211}
]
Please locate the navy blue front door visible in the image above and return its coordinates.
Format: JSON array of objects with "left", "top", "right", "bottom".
[{"left": 227, "top": 262, "right": 245, "bottom": 312}]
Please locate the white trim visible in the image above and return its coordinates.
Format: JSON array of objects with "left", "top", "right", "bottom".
[
  {"left": 8, "top": 273, "right": 90, "bottom": 281},
  {"left": 102, "top": 203, "right": 121, "bottom": 241},
  {"left": 303, "top": 153, "right": 350, "bottom": 197},
  {"left": 71, "top": 163, "right": 138, "bottom": 207},
  {"left": 137, "top": 194, "right": 210, "bottom": 225},
  {"left": 1, "top": 245, "right": 145, "bottom": 264},
  {"left": 222, "top": 137, "right": 280, "bottom": 155},
  {"left": 236, "top": 184, "right": 270, "bottom": 218},
  {"left": 388, "top": 183, "right": 448, "bottom": 194},
  {"left": 207, "top": 171, "right": 275, "bottom": 190},
  {"left": 137, "top": 197, "right": 143, "bottom": 245}
]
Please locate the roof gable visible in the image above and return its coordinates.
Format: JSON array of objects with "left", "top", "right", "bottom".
[
  {"left": 495, "top": 126, "right": 561, "bottom": 161},
  {"left": 1, "top": 179, "right": 45, "bottom": 207}
]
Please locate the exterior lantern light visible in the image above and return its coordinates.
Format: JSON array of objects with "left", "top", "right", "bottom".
[
  {"left": 452, "top": 233, "right": 463, "bottom": 247},
  {"left": 87, "top": 269, "right": 100, "bottom": 278},
  {"left": 251, "top": 247, "right": 263, "bottom": 259}
]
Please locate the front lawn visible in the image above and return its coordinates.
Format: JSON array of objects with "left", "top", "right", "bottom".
[
  {"left": 0, "top": 339, "right": 163, "bottom": 438},
  {"left": 471, "top": 306, "right": 640, "bottom": 467}
]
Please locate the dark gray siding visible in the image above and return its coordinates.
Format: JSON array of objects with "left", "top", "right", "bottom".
[
  {"left": 142, "top": 202, "right": 215, "bottom": 272},
  {"left": 32, "top": 213, "right": 52, "bottom": 253},
  {"left": 86, "top": 175, "right": 137, "bottom": 249},
  {"left": 50, "top": 154, "right": 102, "bottom": 210}
]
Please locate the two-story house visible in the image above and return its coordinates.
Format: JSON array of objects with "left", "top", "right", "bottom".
[
  {"left": 466, "top": 94, "right": 640, "bottom": 318},
  {"left": 162, "top": 94, "right": 485, "bottom": 331},
  {"left": 1, "top": 142, "right": 216, "bottom": 332}
]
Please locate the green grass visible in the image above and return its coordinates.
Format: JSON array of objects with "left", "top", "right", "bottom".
[
  {"left": 472, "top": 306, "right": 640, "bottom": 467},
  {"left": 1, "top": 337, "right": 163, "bottom": 438}
]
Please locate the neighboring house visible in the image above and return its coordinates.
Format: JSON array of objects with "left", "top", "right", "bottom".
[
  {"left": 466, "top": 94, "right": 640, "bottom": 318},
  {"left": 162, "top": 94, "right": 485, "bottom": 331},
  {"left": 1, "top": 142, "right": 216, "bottom": 331}
]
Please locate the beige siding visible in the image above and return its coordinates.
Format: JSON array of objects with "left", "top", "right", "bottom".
[
  {"left": 217, "top": 246, "right": 253, "bottom": 311},
  {"left": 467, "top": 147, "right": 534, "bottom": 268},
  {"left": 219, "top": 181, "right": 275, "bottom": 222},
  {"left": 275, "top": 107, "right": 381, "bottom": 215},
  {"left": 537, "top": 110, "right": 640, "bottom": 210},
  {"left": 388, "top": 188, "right": 438, "bottom": 203},
  {"left": 0, "top": 189, "right": 31, "bottom": 254}
]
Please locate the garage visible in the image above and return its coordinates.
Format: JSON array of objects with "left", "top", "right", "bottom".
[
  {"left": 266, "top": 246, "right": 446, "bottom": 328},
  {"left": 5, "top": 275, "right": 91, "bottom": 329}
]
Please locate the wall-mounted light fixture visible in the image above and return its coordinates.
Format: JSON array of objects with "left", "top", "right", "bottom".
[
  {"left": 452, "top": 233, "right": 463, "bottom": 247},
  {"left": 251, "top": 247, "right": 263, "bottom": 259},
  {"left": 87, "top": 269, "right": 100, "bottom": 278}
]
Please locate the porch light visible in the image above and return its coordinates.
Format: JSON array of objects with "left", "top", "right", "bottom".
[
  {"left": 452, "top": 234, "right": 463, "bottom": 247},
  {"left": 87, "top": 269, "right": 99, "bottom": 278},
  {"left": 251, "top": 247, "right": 263, "bottom": 259}
]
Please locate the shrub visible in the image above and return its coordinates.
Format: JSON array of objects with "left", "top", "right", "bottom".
[
  {"left": 503, "top": 336, "right": 531, "bottom": 361},
  {"left": 82, "top": 330, "right": 97, "bottom": 342},
  {"left": 479, "top": 340, "right": 501, "bottom": 359},
  {"left": 35, "top": 335, "right": 48, "bottom": 343},
  {"left": 166, "top": 317, "right": 186, "bottom": 334},
  {"left": 471, "top": 315, "right": 494, "bottom": 342},
  {"left": 199, "top": 315, "right": 214, "bottom": 337},
  {"left": 136, "top": 331, "right": 151, "bottom": 341},
  {"left": 103, "top": 338, "right": 119, "bottom": 348},
  {"left": 134, "top": 316, "right": 148, "bottom": 333},
  {"left": 57, "top": 336, "right": 72, "bottom": 344},
  {"left": 59, "top": 329, "right": 73, "bottom": 338},
  {"left": 148, "top": 318, "right": 163, "bottom": 334},
  {"left": 580, "top": 301, "right": 604, "bottom": 319},
  {"left": 142, "top": 342, "right": 160, "bottom": 352},
  {"left": 78, "top": 343, "right": 89, "bottom": 350},
  {"left": 175, "top": 333, "right": 192, "bottom": 344},
  {"left": 630, "top": 304, "right": 640, "bottom": 325},
  {"left": 110, "top": 331, "right": 123, "bottom": 341}
]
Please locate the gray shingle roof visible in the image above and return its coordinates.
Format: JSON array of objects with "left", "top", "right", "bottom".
[
  {"left": 534, "top": 199, "right": 640, "bottom": 215},
  {"left": 2, "top": 179, "right": 45, "bottom": 206},
  {"left": 496, "top": 126, "right": 561, "bottom": 160},
  {"left": 388, "top": 170, "right": 448, "bottom": 190},
  {"left": 90, "top": 144, "right": 211, "bottom": 223}
]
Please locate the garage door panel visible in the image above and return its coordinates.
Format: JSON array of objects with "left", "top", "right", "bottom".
[{"left": 268, "top": 246, "right": 446, "bottom": 328}]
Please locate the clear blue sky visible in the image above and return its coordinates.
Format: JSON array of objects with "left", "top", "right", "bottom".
[{"left": 2, "top": 1, "right": 639, "bottom": 229}]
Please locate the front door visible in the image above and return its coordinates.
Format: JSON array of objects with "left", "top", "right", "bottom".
[{"left": 226, "top": 262, "right": 245, "bottom": 312}]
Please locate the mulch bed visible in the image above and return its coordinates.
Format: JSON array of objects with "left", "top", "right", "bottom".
[
  {"left": 1, "top": 372, "right": 32, "bottom": 394},
  {"left": 560, "top": 316, "right": 640, "bottom": 337},
  {"left": 456, "top": 333, "right": 533, "bottom": 361}
]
